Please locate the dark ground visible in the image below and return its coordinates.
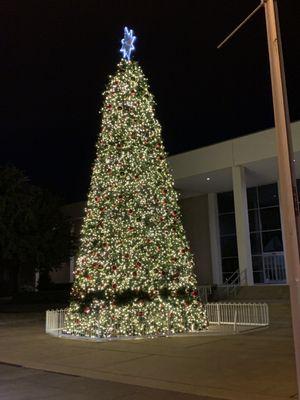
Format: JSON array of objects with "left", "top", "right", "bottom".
[{"left": 0, "top": 362, "right": 222, "bottom": 400}]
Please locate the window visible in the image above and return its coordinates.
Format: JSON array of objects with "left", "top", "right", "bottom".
[
  {"left": 262, "top": 231, "right": 283, "bottom": 252},
  {"left": 218, "top": 182, "right": 286, "bottom": 285},
  {"left": 219, "top": 213, "right": 236, "bottom": 235},
  {"left": 250, "top": 232, "right": 261, "bottom": 255},
  {"left": 247, "top": 187, "right": 258, "bottom": 210},
  {"left": 260, "top": 207, "right": 281, "bottom": 231},
  {"left": 217, "top": 191, "right": 235, "bottom": 213},
  {"left": 221, "top": 257, "right": 239, "bottom": 282},
  {"left": 220, "top": 235, "right": 238, "bottom": 257},
  {"left": 218, "top": 191, "right": 238, "bottom": 282},
  {"left": 252, "top": 256, "right": 264, "bottom": 284},
  {"left": 258, "top": 183, "right": 279, "bottom": 208},
  {"left": 248, "top": 209, "right": 260, "bottom": 232},
  {"left": 296, "top": 179, "right": 300, "bottom": 202}
]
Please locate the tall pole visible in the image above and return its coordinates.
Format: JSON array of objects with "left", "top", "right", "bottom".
[{"left": 263, "top": 0, "right": 300, "bottom": 394}]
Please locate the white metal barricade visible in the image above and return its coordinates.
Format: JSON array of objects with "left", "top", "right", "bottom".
[
  {"left": 205, "top": 303, "right": 269, "bottom": 328},
  {"left": 45, "top": 309, "right": 67, "bottom": 336},
  {"left": 46, "top": 302, "right": 269, "bottom": 337}
]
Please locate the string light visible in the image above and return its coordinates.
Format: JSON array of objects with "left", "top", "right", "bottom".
[{"left": 64, "top": 58, "right": 208, "bottom": 338}]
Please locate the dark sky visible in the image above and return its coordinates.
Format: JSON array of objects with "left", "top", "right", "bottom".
[{"left": 1, "top": 0, "right": 300, "bottom": 202}]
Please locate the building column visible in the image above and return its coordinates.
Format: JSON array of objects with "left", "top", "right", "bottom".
[
  {"left": 232, "top": 166, "right": 254, "bottom": 285},
  {"left": 208, "top": 193, "right": 223, "bottom": 285}
]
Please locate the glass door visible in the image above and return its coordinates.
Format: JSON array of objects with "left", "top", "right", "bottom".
[{"left": 262, "top": 252, "right": 286, "bottom": 283}]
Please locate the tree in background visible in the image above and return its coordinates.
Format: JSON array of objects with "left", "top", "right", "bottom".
[
  {"left": 65, "top": 28, "right": 207, "bottom": 338},
  {"left": 0, "top": 165, "right": 73, "bottom": 294}
]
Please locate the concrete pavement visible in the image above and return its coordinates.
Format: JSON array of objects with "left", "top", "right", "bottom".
[
  {"left": 0, "top": 304, "right": 297, "bottom": 400},
  {"left": 0, "top": 362, "right": 220, "bottom": 400}
]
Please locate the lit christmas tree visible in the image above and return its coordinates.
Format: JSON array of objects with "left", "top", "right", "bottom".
[{"left": 64, "top": 27, "right": 207, "bottom": 338}]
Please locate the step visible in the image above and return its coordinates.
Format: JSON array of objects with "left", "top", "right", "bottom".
[{"left": 212, "top": 284, "right": 290, "bottom": 302}]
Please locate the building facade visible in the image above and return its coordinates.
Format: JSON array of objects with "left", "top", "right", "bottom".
[{"left": 51, "top": 121, "right": 300, "bottom": 287}]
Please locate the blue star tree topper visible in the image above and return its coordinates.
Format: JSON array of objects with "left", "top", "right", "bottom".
[{"left": 120, "top": 27, "right": 136, "bottom": 61}]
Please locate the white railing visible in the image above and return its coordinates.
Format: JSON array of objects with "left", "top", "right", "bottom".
[
  {"left": 206, "top": 302, "right": 269, "bottom": 328},
  {"left": 46, "top": 302, "right": 269, "bottom": 337},
  {"left": 263, "top": 252, "right": 286, "bottom": 283},
  {"left": 220, "top": 269, "right": 247, "bottom": 298},
  {"left": 46, "top": 309, "right": 67, "bottom": 336},
  {"left": 197, "top": 285, "right": 212, "bottom": 303}
]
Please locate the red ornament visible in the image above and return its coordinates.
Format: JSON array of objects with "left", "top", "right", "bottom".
[
  {"left": 107, "top": 104, "right": 112, "bottom": 109},
  {"left": 133, "top": 271, "right": 137, "bottom": 277},
  {"left": 192, "top": 290, "right": 198, "bottom": 298},
  {"left": 135, "top": 261, "right": 141, "bottom": 268},
  {"left": 112, "top": 283, "right": 117, "bottom": 290},
  {"left": 95, "top": 196, "right": 100, "bottom": 202},
  {"left": 86, "top": 275, "right": 92, "bottom": 281},
  {"left": 83, "top": 307, "right": 90, "bottom": 314},
  {"left": 128, "top": 226, "right": 134, "bottom": 232},
  {"left": 125, "top": 253, "right": 129, "bottom": 259},
  {"left": 112, "top": 265, "right": 117, "bottom": 271},
  {"left": 137, "top": 311, "right": 144, "bottom": 317},
  {"left": 172, "top": 211, "right": 177, "bottom": 217},
  {"left": 128, "top": 209, "right": 133, "bottom": 214},
  {"left": 161, "top": 271, "right": 166, "bottom": 276}
]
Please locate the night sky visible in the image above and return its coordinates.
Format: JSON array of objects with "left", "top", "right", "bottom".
[{"left": 1, "top": 0, "right": 300, "bottom": 202}]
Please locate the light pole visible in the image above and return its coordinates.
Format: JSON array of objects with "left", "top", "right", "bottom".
[{"left": 218, "top": 0, "right": 300, "bottom": 396}]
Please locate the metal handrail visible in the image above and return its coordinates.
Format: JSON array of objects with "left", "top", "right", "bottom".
[
  {"left": 222, "top": 269, "right": 247, "bottom": 298},
  {"left": 197, "top": 285, "right": 212, "bottom": 303}
]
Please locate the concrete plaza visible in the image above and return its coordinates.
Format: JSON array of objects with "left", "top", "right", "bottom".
[{"left": 0, "top": 302, "right": 297, "bottom": 400}]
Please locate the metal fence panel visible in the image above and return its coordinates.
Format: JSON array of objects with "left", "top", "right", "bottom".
[
  {"left": 45, "top": 309, "right": 67, "bottom": 336},
  {"left": 205, "top": 303, "right": 269, "bottom": 326},
  {"left": 45, "top": 303, "right": 269, "bottom": 337}
]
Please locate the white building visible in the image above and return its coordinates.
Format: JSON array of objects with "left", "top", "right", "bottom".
[{"left": 51, "top": 120, "right": 300, "bottom": 287}]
